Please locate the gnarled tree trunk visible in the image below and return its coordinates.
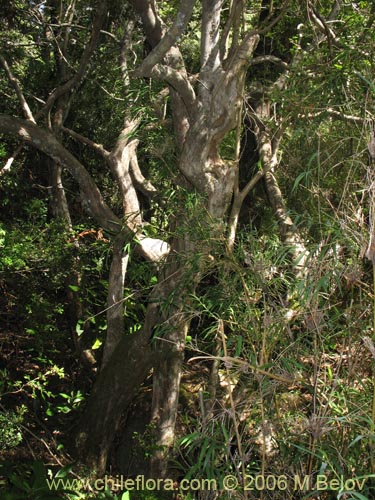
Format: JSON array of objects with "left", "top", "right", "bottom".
[{"left": 74, "top": 0, "right": 261, "bottom": 475}]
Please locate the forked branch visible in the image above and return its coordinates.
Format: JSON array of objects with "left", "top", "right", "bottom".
[
  {"left": 133, "top": 0, "right": 196, "bottom": 78},
  {"left": 37, "top": 0, "right": 108, "bottom": 117}
]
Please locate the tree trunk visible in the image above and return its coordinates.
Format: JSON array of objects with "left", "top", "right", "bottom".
[
  {"left": 102, "top": 232, "right": 129, "bottom": 367},
  {"left": 75, "top": 231, "right": 191, "bottom": 473},
  {"left": 149, "top": 229, "right": 197, "bottom": 478},
  {"left": 150, "top": 320, "right": 187, "bottom": 478},
  {"left": 74, "top": 7, "right": 260, "bottom": 472},
  {"left": 75, "top": 328, "right": 155, "bottom": 473}
]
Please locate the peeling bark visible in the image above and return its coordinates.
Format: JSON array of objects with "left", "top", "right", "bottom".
[
  {"left": 108, "top": 119, "right": 143, "bottom": 229},
  {"left": 124, "top": 0, "right": 260, "bottom": 477},
  {"left": 200, "top": 0, "right": 224, "bottom": 77},
  {"left": 74, "top": 0, "right": 296, "bottom": 475}
]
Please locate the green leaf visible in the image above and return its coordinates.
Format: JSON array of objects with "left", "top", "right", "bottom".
[
  {"left": 235, "top": 335, "right": 243, "bottom": 357},
  {"left": 349, "top": 435, "right": 365, "bottom": 448},
  {"left": 32, "top": 460, "right": 47, "bottom": 490},
  {"left": 76, "top": 322, "right": 84, "bottom": 337},
  {"left": 92, "top": 338, "right": 102, "bottom": 350}
]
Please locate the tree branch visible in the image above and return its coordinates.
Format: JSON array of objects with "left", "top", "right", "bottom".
[
  {"left": 0, "top": 114, "right": 169, "bottom": 262},
  {"left": 63, "top": 124, "right": 158, "bottom": 199},
  {"left": 149, "top": 64, "right": 196, "bottom": 112},
  {"left": 0, "top": 114, "right": 120, "bottom": 233},
  {"left": 220, "top": 0, "right": 244, "bottom": 61},
  {"left": 0, "top": 55, "right": 35, "bottom": 123},
  {"left": 257, "top": 0, "right": 290, "bottom": 35},
  {"left": 227, "top": 170, "right": 263, "bottom": 252},
  {"left": 259, "top": 129, "right": 308, "bottom": 275},
  {"left": 62, "top": 126, "right": 110, "bottom": 159},
  {"left": 129, "top": 0, "right": 164, "bottom": 48},
  {"left": 240, "top": 169, "right": 264, "bottom": 201},
  {"left": 328, "top": 0, "right": 343, "bottom": 22},
  {"left": 119, "top": 19, "right": 136, "bottom": 87},
  {"left": 110, "top": 118, "right": 141, "bottom": 161},
  {"left": 307, "top": 0, "right": 336, "bottom": 53},
  {"left": 250, "top": 55, "right": 288, "bottom": 69},
  {"left": 0, "top": 144, "right": 24, "bottom": 178},
  {"left": 37, "top": 0, "right": 108, "bottom": 117},
  {"left": 109, "top": 119, "right": 143, "bottom": 227},
  {"left": 227, "top": 32, "right": 260, "bottom": 75},
  {"left": 300, "top": 107, "right": 365, "bottom": 124},
  {"left": 200, "top": 0, "right": 224, "bottom": 74},
  {"left": 128, "top": 141, "right": 158, "bottom": 198},
  {"left": 133, "top": 0, "right": 196, "bottom": 78},
  {"left": 130, "top": 0, "right": 192, "bottom": 148}
]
